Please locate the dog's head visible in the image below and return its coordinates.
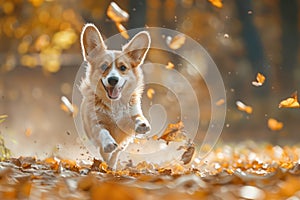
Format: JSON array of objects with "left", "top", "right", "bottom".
[{"left": 81, "top": 24, "right": 150, "bottom": 101}]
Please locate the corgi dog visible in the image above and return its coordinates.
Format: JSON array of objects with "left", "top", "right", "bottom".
[{"left": 79, "top": 24, "right": 151, "bottom": 169}]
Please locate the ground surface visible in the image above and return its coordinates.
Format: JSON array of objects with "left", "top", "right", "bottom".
[{"left": 0, "top": 143, "right": 300, "bottom": 200}]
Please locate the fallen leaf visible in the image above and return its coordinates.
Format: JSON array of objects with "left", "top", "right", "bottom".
[
  {"left": 279, "top": 91, "right": 300, "bottom": 108},
  {"left": 107, "top": 2, "right": 129, "bottom": 23},
  {"left": 159, "top": 121, "right": 186, "bottom": 144},
  {"left": 252, "top": 72, "right": 266, "bottom": 87},
  {"left": 268, "top": 118, "right": 283, "bottom": 131},
  {"left": 216, "top": 99, "right": 225, "bottom": 106},
  {"left": 166, "top": 62, "right": 175, "bottom": 70},
  {"left": 208, "top": 0, "right": 223, "bottom": 8},
  {"left": 236, "top": 100, "right": 253, "bottom": 114},
  {"left": 115, "top": 22, "right": 129, "bottom": 39},
  {"left": 0, "top": 115, "right": 8, "bottom": 124},
  {"left": 166, "top": 34, "right": 186, "bottom": 50},
  {"left": 147, "top": 88, "right": 155, "bottom": 99}
]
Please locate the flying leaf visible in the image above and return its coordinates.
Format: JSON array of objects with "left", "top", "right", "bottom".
[
  {"left": 268, "top": 118, "right": 283, "bottom": 131},
  {"left": 61, "top": 96, "right": 78, "bottom": 116},
  {"left": 166, "top": 34, "right": 186, "bottom": 50},
  {"left": 181, "top": 146, "right": 195, "bottom": 165},
  {"left": 0, "top": 115, "right": 8, "bottom": 124},
  {"left": 216, "top": 99, "right": 225, "bottom": 106},
  {"left": 166, "top": 62, "right": 174, "bottom": 70},
  {"left": 25, "top": 128, "right": 32, "bottom": 137},
  {"left": 236, "top": 101, "right": 253, "bottom": 114},
  {"left": 252, "top": 72, "right": 266, "bottom": 87},
  {"left": 115, "top": 22, "right": 129, "bottom": 39},
  {"left": 208, "top": 0, "right": 223, "bottom": 8},
  {"left": 107, "top": 2, "right": 129, "bottom": 23},
  {"left": 279, "top": 91, "right": 300, "bottom": 108},
  {"left": 147, "top": 88, "right": 155, "bottom": 99},
  {"left": 159, "top": 121, "right": 186, "bottom": 144}
]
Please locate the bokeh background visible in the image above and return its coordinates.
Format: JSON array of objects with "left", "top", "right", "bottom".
[{"left": 0, "top": 0, "right": 300, "bottom": 161}]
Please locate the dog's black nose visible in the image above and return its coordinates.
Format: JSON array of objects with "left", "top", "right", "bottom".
[{"left": 108, "top": 76, "right": 119, "bottom": 87}]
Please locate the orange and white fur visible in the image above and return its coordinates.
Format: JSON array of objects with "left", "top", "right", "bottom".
[{"left": 79, "top": 24, "right": 151, "bottom": 169}]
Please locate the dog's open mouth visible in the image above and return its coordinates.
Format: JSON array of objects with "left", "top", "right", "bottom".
[{"left": 102, "top": 80, "right": 126, "bottom": 100}]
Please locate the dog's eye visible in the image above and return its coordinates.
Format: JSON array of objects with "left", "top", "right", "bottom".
[
  {"left": 120, "top": 65, "right": 127, "bottom": 72},
  {"left": 101, "top": 64, "right": 108, "bottom": 71}
]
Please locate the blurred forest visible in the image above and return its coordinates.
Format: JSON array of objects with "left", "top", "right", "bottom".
[{"left": 0, "top": 0, "right": 300, "bottom": 160}]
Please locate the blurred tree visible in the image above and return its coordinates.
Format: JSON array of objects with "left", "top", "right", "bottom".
[
  {"left": 128, "top": 0, "right": 146, "bottom": 29},
  {"left": 235, "top": 0, "right": 266, "bottom": 74},
  {"left": 279, "top": 0, "right": 299, "bottom": 92}
]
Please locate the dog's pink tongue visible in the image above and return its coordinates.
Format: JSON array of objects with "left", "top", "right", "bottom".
[{"left": 108, "top": 87, "right": 120, "bottom": 99}]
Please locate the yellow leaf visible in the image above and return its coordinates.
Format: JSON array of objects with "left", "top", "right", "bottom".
[
  {"left": 279, "top": 91, "right": 300, "bottom": 108},
  {"left": 166, "top": 62, "right": 175, "bottom": 70},
  {"left": 0, "top": 115, "right": 8, "bottom": 124},
  {"left": 147, "top": 88, "right": 155, "bottom": 99}
]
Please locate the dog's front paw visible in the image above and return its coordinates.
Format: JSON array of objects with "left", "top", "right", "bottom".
[
  {"left": 135, "top": 117, "right": 151, "bottom": 134},
  {"left": 103, "top": 142, "right": 118, "bottom": 153}
]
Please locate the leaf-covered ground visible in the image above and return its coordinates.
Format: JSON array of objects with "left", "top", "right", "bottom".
[{"left": 1, "top": 143, "right": 300, "bottom": 200}]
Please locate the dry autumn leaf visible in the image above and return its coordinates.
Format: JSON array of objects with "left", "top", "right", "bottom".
[
  {"left": 158, "top": 121, "right": 186, "bottom": 144},
  {"left": 166, "top": 34, "right": 186, "bottom": 50},
  {"left": 216, "top": 99, "right": 225, "bottom": 106},
  {"left": 107, "top": 2, "right": 129, "bottom": 23},
  {"left": 208, "top": 0, "right": 223, "bottom": 8},
  {"left": 252, "top": 72, "right": 266, "bottom": 87},
  {"left": 25, "top": 128, "right": 32, "bottom": 137},
  {"left": 236, "top": 100, "right": 253, "bottom": 114},
  {"left": 147, "top": 88, "right": 155, "bottom": 99},
  {"left": 61, "top": 96, "right": 78, "bottom": 116},
  {"left": 115, "top": 22, "right": 129, "bottom": 39},
  {"left": 279, "top": 91, "right": 300, "bottom": 108},
  {"left": 268, "top": 118, "right": 283, "bottom": 131},
  {"left": 0, "top": 115, "right": 8, "bottom": 124},
  {"left": 166, "top": 62, "right": 175, "bottom": 70},
  {"left": 180, "top": 146, "right": 195, "bottom": 165}
]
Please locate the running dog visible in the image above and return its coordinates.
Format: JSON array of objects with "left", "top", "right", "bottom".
[{"left": 79, "top": 24, "right": 151, "bottom": 168}]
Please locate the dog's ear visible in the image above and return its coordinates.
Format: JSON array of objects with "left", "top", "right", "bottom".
[
  {"left": 81, "top": 23, "right": 106, "bottom": 60},
  {"left": 122, "top": 31, "right": 150, "bottom": 67}
]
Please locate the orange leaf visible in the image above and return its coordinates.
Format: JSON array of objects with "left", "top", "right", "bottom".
[
  {"left": 166, "top": 34, "right": 186, "bottom": 50},
  {"left": 166, "top": 62, "right": 174, "bottom": 70},
  {"left": 115, "top": 22, "right": 129, "bottom": 39},
  {"left": 208, "top": 0, "right": 223, "bottom": 8},
  {"left": 107, "top": 2, "right": 129, "bottom": 23},
  {"left": 279, "top": 91, "right": 300, "bottom": 108},
  {"left": 216, "top": 99, "right": 225, "bottom": 106},
  {"left": 147, "top": 88, "right": 155, "bottom": 99},
  {"left": 159, "top": 121, "right": 186, "bottom": 144},
  {"left": 268, "top": 118, "right": 283, "bottom": 131},
  {"left": 252, "top": 72, "right": 266, "bottom": 87},
  {"left": 236, "top": 100, "right": 253, "bottom": 114},
  {"left": 25, "top": 128, "right": 32, "bottom": 137}
]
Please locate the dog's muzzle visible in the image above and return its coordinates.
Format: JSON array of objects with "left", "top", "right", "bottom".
[{"left": 102, "top": 80, "right": 126, "bottom": 100}]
